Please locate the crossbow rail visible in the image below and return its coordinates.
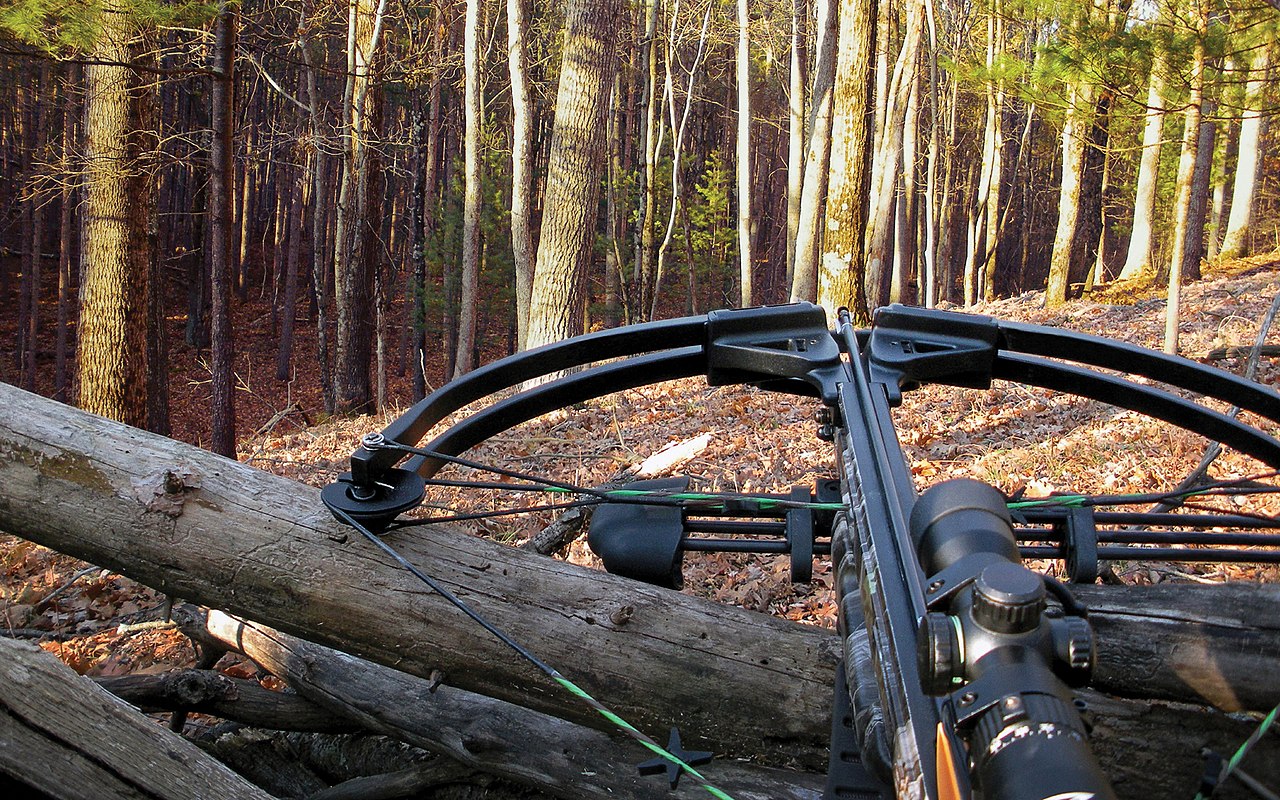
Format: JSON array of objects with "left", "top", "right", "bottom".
[{"left": 324, "top": 303, "right": 1280, "bottom": 800}]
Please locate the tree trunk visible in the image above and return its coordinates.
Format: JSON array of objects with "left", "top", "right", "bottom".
[
  {"left": 1118, "top": 51, "right": 1167, "bottom": 281},
  {"left": 863, "top": 0, "right": 923, "bottom": 310},
  {"left": 508, "top": 0, "right": 535, "bottom": 348},
  {"left": 55, "top": 64, "right": 79, "bottom": 403},
  {"left": 526, "top": 0, "right": 622, "bottom": 349},
  {"left": 1165, "top": 30, "right": 1206, "bottom": 356},
  {"left": 1218, "top": 43, "right": 1272, "bottom": 260},
  {"left": 0, "top": 381, "right": 837, "bottom": 768},
  {"left": 786, "top": 0, "right": 809, "bottom": 290},
  {"left": 737, "top": 0, "right": 753, "bottom": 307},
  {"left": 209, "top": 1, "right": 239, "bottom": 457},
  {"left": 1045, "top": 81, "right": 1093, "bottom": 307},
  {"left": 333, "top": 0, "right": 386, "bottom": 411},
  {"left": 76, "top": 0, "right": 157, "bottom": 428},
  {"left": 196, "top": 610, "right": 826, "bottom": 800},
  {"left": 815, "top": 0, "right": 876, "bottom": 321},
  {"left": 454, "top": 0, "right": 483, "bottom": 376},
  {"left": 790, "top": 0, "right": 837, "bottom": 303}
]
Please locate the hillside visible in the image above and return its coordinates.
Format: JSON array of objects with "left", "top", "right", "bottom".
[{"left": 2, "top": 255, "right": 1279, "bottom": 797}]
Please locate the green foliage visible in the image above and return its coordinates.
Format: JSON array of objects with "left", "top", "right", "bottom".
[{"left": 0, "top": 0, "right": 216, "bottom": 55}]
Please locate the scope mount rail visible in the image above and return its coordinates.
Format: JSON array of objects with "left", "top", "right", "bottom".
[{"left": 323, "top": 303, "right": 1280, "bottom": 800}]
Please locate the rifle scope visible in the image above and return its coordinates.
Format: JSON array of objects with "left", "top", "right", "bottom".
[{"left": 912, "top": 479, "right": 1116, "bottom": 800}]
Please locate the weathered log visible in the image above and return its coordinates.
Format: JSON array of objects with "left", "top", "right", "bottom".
[
  {"left": 0, "top": 382, "right": 836, "bottom": 767},
  {"left": 96, "top": 668, "right": 355, "bottom": 733},
  {"left": 1076, "top": 583, "right": 1280, "bottom": 712},
  {"left": 0, "top": 638, "right": 270, "bottom": 800},
  {"left": 199, "top": 609, "right": 826, "bottom": 800},
  {"left": 3, "top": 383, "right": 1280, "bottom": 796}
]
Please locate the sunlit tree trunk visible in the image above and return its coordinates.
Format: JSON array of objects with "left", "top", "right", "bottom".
[
  {"left": 526, "top": 0, "right": 622, "bottom": 349},
  {"left": 1119, "top": 51, "right": 1167, "bottom": 281},
  {"left": 785, "top": 0, "right": 808, "bottom": 289},
  {"left": 790, "top": 0, "right": 837, "bottom": 302},
  {"left": 736, "top": 0, "right": 753, "bottom": 307},
  {"left": 816, "top": 0, "right": 876, "bottom": 321},
  {"left": 864, "top": 0, "right": 922, "bottom": 310},
  {"left": 508, "top": 0, "right": 534, "bottom": 347},
  {"left": 454, "top": 0, "right": 483, "bottom": 375},
  {"left": 77, "top": 0, "right": 158, "bottom": 427},
  {"left": 1045, "top": 82, "right": 1093, "bottom": 307},
  {"left": 1165, "top": 20, "right": 1207, "bottom": 356},
  {"left": 1219, "top": 43, "right": 1272, "bottom": 260}
]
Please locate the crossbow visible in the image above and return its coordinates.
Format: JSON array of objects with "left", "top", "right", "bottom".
[{"left": 322, "top": 303, "right": 1280, "bottom": 800}]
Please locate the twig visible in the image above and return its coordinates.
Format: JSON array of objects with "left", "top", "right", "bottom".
[
  {"left": 34, "top": 565, "right": 100, "bottom": 612},
  {"left": 1152, "top": 291, "right": 1280, "bottom": 513}
]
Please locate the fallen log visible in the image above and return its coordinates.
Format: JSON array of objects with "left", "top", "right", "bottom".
[
  {"left": 3, "top": 383, "right": 1280, "bottom": 795},
  {"left": 0, "top": 382, "right": 836, "bottom": 767},
  {"left": 0, "top": 638, "right": 270, "bottom": 800},
  {"left": 1076, "top": 583, "right": 1280, "bottom": 712},
  {"left": 197, "top": 609, "right": 826, "bottom": 800},
  {"left": 95, "top": 668, "right": 355, "bottom": 733}
]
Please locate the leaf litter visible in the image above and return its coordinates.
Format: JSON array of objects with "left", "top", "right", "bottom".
[{"left": 3, "top": 255, "right": 1280, "bottom": 716}]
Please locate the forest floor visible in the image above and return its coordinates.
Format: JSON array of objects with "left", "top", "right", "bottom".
[{"left": 3, "top": 251, "right": 1280, "bottom": 796}]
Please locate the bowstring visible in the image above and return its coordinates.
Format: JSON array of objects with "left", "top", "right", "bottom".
[{"left": 328, "top": 503, "right": 737, "bottom": 800}]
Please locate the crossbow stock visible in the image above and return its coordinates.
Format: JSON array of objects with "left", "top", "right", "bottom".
[{"left": 323, "top": 303, "right": 1280, "bottom": 800}]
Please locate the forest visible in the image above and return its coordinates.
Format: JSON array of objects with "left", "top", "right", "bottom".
[{"left": 0, "top": 0, "right": 1277, "bottom": 446}]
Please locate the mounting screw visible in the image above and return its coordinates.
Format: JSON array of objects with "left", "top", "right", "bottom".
[
  {"left": 817, "top": 424, "right": 835, "bottom": 442},
  {"left": 361, "top": 432, "right": 386, "bottom": 450}
]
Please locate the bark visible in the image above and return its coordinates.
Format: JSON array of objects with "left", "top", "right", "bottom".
[
  {"left": 789, "top": 0, "right": 837, "bottom": 302},
  {"left": 864, "top": 0, "right": 924, "bottom": 309},
  {"left": 333, "top": 0, "right": 387, "bottom": 411},
  {"left": 0, "top": 639, "right": 271, "bottom": 800},
  {"left": 786, "top": 0, "right": 809, "bottom": 289},
  {"left": 633, "top": 0, "right": 661, "bottom": 321},
  {"left": 276, "top": 166, "right": 307, "bottom": 381},
  {"left": 508, "top": 0, "right": 535, "bottom": 349},
  {"left": 737, "top": 0, "right": 753, "bottom": 307},
  {"left": 300, "top": 11, "right": 336, "bottom": 414},
  {"left": 97, "top": 669, "right": 353, "bottom": 733},
  {"left": 1183, "top": 98, "right": 1216, "bottom": 280},
  {"left": 76, "top": 0, "right": 157, "bottom": 428},
  {"left": 1045, "top": 81, "right": 1093, "bottom": 307},
  {"left": 815, "top": 0, "right": 876, "bottom": 321},
  {"left": 455, "top": 0, "right": 482, "bottom": 375},
  {"left": 1118, "top": 52, "right": 1167, "bottom": 281},
  {"left": 1166, "top": 30, "right": 1206, "bottom": 356},
  {"left": 1219, "top": 44, "right": 1272, "bottom": 260},
  {"left": 209, "top": 2, "right": 239, "bottom": 457},
  {"left": 526, "top": 0, "right": 623, "bottom": 349},
  {"left": 55, "top": 64, "right": 78, "bottom": 403}
]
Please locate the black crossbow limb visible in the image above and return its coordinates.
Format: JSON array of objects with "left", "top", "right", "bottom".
[{"left": 323, "top": 303, "right": 1280, "bottom": 800}]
